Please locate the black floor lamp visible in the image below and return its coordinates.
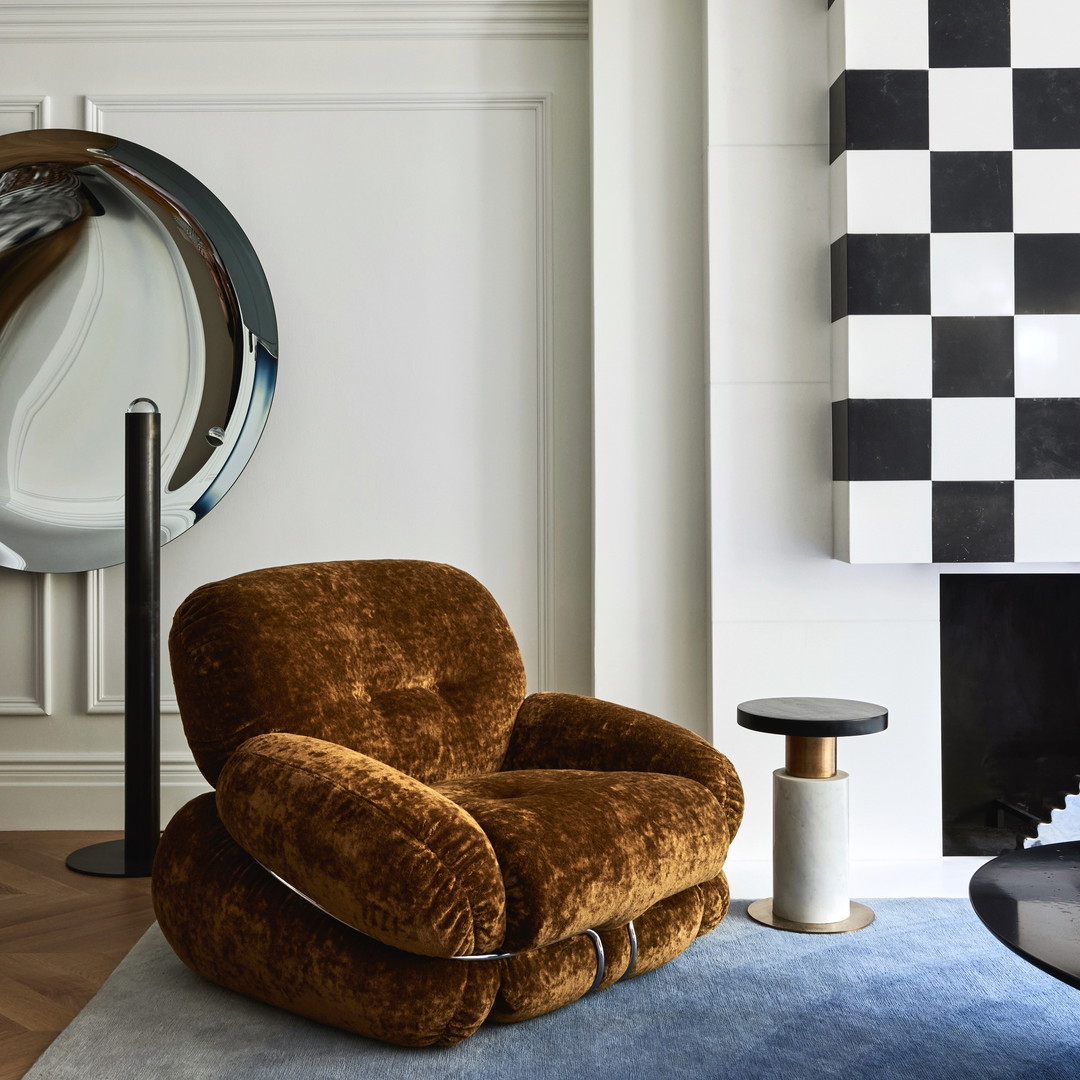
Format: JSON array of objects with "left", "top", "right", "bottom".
[{"left": 67, "top": 401, "right": 161, "bottom": 877}]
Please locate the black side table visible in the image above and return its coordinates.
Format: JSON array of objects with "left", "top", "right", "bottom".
[{"left": 737, "top": 696, "right": 888, "bottom": 933}]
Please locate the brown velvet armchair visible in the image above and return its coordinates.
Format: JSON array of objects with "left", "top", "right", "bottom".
[{"left": 153, "top": 560, "right": 743, "bottom": 1046}]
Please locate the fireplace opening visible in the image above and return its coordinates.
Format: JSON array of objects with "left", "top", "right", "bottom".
[{"left": 941, "top": 573, "right": 1080, "bottom": 856}]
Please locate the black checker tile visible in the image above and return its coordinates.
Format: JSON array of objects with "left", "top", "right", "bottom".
[
  {"left": 1016, "top": 398, "right": 1080, "bottom": 479},
  {"left": 830, "top": 71, "right": 930, "bottom": 164},
  {"left": 1015, "top": 234, "right": 1080, "bottom": 314},
  {"left": 932, "top": 317, "right": 1014, "bottom": 397},
  {"left": 831, "top": 235, "right": 931, "bottom": 321},
  {"left": 832, "top": 400, "right": 849, "bottom": 480},
  {"left": 928, "top": 0, "right": 1010, "bottom": 69},
  {"left": 830, "top": 6, "right": 1080, "bottom": 563},
  {"left": 832, "top": 399, "right": 932, "bottom": 481},
  {"left": 1014, "top": 69, "right": 1080, "bottom": 149},
  {"left": 930, "top": 152, "right": 1012, "bottom": 233},
  {"left": 932, "top": 481, "right": 1014, "bottom": 562}
]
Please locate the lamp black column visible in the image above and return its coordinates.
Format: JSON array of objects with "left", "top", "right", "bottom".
[{"left": 67, "top": 400, "right": 161, "bottom": 877}]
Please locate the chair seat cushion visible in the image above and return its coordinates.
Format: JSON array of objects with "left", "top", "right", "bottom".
[{"left": 433, "top": 769, "right": 730, "bottom": 952}]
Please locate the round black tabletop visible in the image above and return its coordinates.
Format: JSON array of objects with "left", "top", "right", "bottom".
[
  {"left": 969, "top": 840, "right": 1080, "bottom": 991},
  {"left": 736, "top": 697, "right": 888, "bottom": 737}
]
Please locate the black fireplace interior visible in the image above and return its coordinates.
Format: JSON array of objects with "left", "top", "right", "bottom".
[{"left": 941, "top": 573, "right": 1080, "bottom": 856}]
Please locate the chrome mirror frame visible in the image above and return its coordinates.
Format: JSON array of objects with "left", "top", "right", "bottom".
[{"left": 0, "top": 128, "right": 277, "bottom": 572}]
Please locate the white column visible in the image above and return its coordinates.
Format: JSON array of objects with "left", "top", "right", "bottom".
[{"left": 591, "top": 0, "right": 709, "bottom": 733}]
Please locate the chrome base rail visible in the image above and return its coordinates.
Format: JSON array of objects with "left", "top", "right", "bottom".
[{"left": 264, "top": 863, "right": 643, "bottom": 992}]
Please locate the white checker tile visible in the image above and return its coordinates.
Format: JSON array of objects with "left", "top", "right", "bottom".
[
  {"left": 1015, "top": 315, "right": 1080, "bottom": 397},
  {"left": 829, "top": 156, "right": 848, "bottom": 244},
  {"left": 931, "top": 398, "right": 1016, "bottom": 481},
  {"left": 1013, "top": 150, "right": 1080, "bottom": 233},
  {"left": 1015, "top": 480, "right": 1080, "bottom": 562},
  {"left": 1012, "top": 0, "right": 1080, "bottom": 69},
  {"left": 834, "top": 151, "right": 930, "bottom": 240},
  {"left": 830, "top": 0, "right": 929, "bottom": 84},
  {"left": 832, "top": 479, "right": 852, "bottom": 562},
  {"left": 930, "top": 233, "right": 1014, "bottom": 316},
  {"left": 840, "top": 314, "right": 933, "bottom": 398},
  {"left": 827, "top": 0, "right": 847, "bottom": 87},
  {"left": 929, "top": 68, "right": 1013, "bottom": 151},
  {"left": 831, "top": 318, "right": 850, "bottom": 400},
  {"left": 844, "top": 480, "right": 932, "bottom": 563}
]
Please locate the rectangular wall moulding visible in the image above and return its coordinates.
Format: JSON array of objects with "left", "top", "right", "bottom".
[{"left": 829, "top": 0, "right": 1080, "bottom": 563}]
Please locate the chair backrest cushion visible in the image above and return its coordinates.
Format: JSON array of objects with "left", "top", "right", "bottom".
[{"left": 169, "top": 560, "right": 527, "bottom": 786}]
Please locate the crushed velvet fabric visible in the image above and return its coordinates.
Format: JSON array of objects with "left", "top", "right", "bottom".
[
  {"left": 505, "top": 692, "right": 744, "bottom": 847},
  {"left": 217, "top": 733, "right": 506, "bottom": 957},
  {"left": 157, "top": 559, "right": 744, "bottom": 1047},
  {"left": 169, "top": 561, "right": 526, "bottom": 786},
  {"left": 490, "top": 885, "right": 710, "bottom": 1023},
  {"left": 697, "top": 872, "right": 733, "bottom": 937},
  {"left": 154, "top": 794, "right": 501, "bottom": 1047},
  {"left": 433, "top": 768, "right": 729, "bottom": 951},
  {"left": 154, "top": 797, "right": 723, "bottom": 1043}
]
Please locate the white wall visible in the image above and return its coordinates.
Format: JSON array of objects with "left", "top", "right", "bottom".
[
  {"left": 0, "top": 1, "right": 591, "bottom": 827},
  {"left": 706, "top": 0, "right": 945, "bottom": 866}
]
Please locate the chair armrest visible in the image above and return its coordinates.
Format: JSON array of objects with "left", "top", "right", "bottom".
[
  {"left": 215, "top": 732, "right": 506, "bottom": 957},
  {"left": 504, "top": 693, "right": 744, "bottom": 840}
]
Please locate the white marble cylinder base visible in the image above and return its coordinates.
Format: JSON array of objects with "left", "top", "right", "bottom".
[{"left": 772, "top": 768, "right": 850, "bottom": 925}]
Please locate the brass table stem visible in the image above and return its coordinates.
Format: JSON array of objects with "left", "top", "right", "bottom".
[{"left": 785, "top": 735, "right": 837, "bottom": 779}]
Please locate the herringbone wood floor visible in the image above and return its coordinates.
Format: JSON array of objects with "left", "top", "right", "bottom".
[{"left": 0, "top": 831, "right": 156, "bottom": 1080}]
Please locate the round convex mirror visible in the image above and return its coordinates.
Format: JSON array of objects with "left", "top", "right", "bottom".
[{"left": 0, "top": 129, "right": 277, "bottom": 572}]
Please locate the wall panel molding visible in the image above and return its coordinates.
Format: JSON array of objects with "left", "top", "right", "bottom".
[
  {"left": 0, "top": 96, "right": 49, "bottom": 128},
  {"left": 0, "top": 575, "right": 52, "bottom": 716},
  {"left": 531, "top": 91, "right": 556, "bottom": 689},
  {"left": 0, "top": 2, "right": 587, "bottom": 42},
  {"left": 85, "top": 91, "right": 556, "bottom": 689},
  {"left": 84, "top": 91, "right": 554, "bottom": 122},
  {"left": 85, "top": 569, "right": 179, "bottom": 714}
]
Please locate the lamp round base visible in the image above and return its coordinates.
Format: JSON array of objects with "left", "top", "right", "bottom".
[
  {"left": 747, "top": 898, "right": 875, "bottom": 934},
  {"left": 66, "top": 838, "right": 156, "bottom": 878}
]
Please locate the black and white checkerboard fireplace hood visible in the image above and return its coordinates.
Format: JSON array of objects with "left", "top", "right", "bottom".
[{"left": 829, "top": 0, "right": 1080, "bottom": 563}]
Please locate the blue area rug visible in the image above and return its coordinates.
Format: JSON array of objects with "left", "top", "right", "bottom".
[{"left": 26, "top": 899, "right": 1080, "bottom": 1079}]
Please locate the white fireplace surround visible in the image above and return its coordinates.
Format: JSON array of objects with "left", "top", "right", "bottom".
[{"left": 705, "top": 0, "right": 1064, "bottom": 894}]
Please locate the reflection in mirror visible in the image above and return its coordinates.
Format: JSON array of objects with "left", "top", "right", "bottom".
[{"left": 0, "top": 129, "right": 277, "bottom": 572}]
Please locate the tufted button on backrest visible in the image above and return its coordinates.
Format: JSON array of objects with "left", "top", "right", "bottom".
[{"left": 169, "top": 560, "right": 527, "bottom": 787}]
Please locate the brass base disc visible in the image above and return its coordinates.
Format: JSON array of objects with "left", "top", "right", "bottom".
[{"left": 747, "top": 898, "right": 875, "bottom": 934}]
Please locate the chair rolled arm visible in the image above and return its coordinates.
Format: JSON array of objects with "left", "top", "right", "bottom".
[
  {"left": 504, "top": 693, "right": 744, "bottom": 840},
  {"left": 216, "top": 732, "right": 506, "bottom": 958}
]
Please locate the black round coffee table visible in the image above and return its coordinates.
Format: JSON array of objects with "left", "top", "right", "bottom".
[
  {"left": 737, "top": 697, "right": 888, "bottom": 933},
  {"left": 969, "top": 840, "right": 1080, "bottom": 990}
]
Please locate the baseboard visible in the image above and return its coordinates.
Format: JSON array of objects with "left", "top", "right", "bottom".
[{"left": 0, "top": 752, "right": 212, "bottom": 829}]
